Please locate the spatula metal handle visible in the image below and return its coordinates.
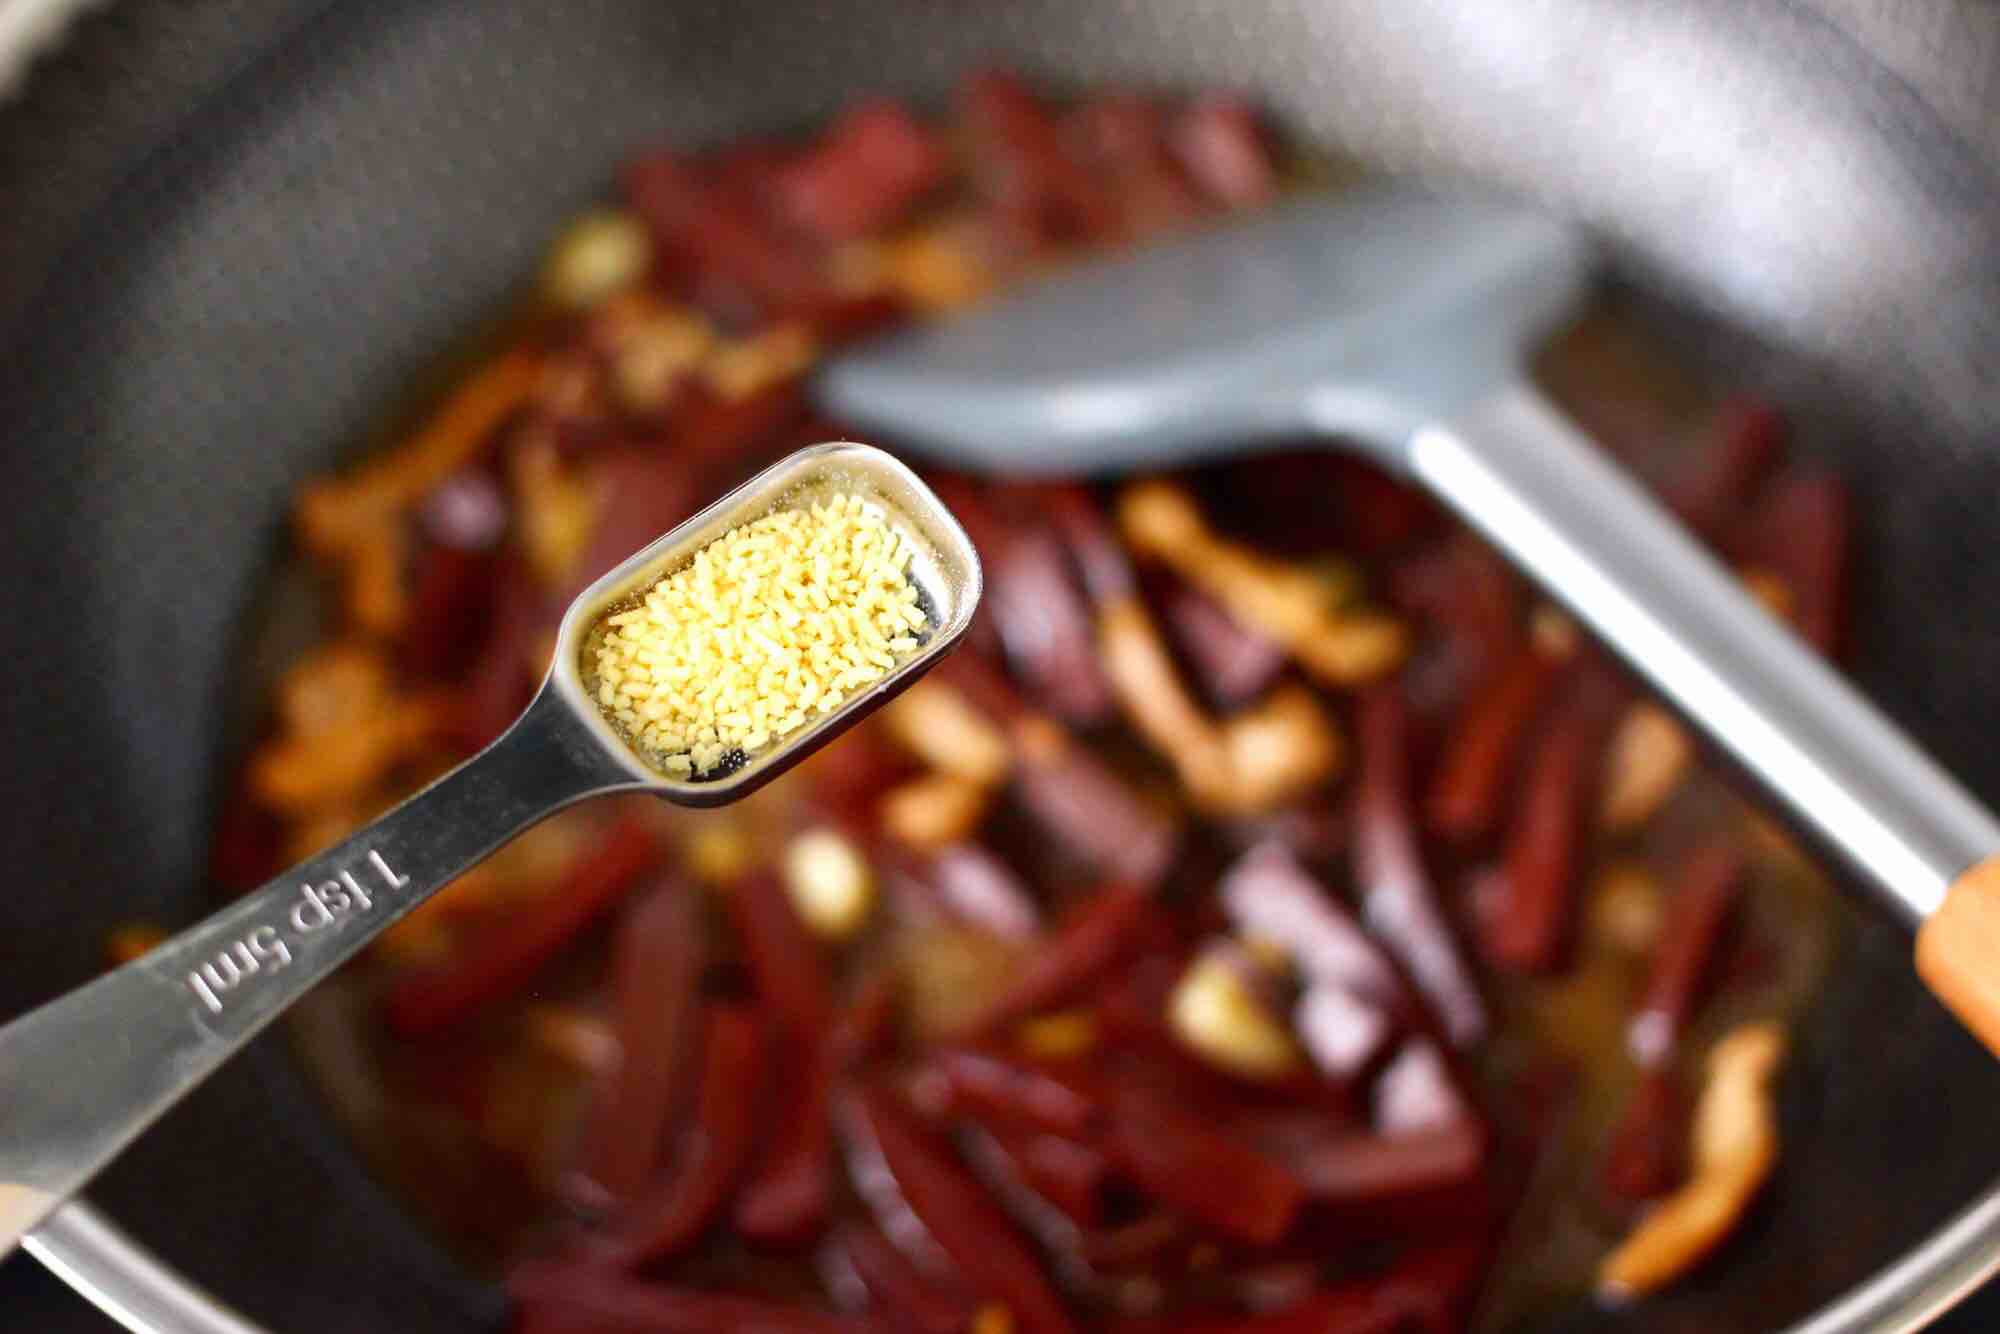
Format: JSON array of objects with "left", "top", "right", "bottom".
[
  {"left": 1411, "top": 379, "right": 2000, "bottom": 929},
  {"left": 1364, "top": 372, "right": 2000, "bottom": 1334}
]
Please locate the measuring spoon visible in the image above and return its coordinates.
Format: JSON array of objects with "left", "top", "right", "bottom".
[{"left": 0, "top": 441, "right": 981, "bottom": 1256}]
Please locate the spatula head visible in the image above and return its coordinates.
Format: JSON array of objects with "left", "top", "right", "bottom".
[{"left": 815, "top": 186, "right": 1591, "bottom": 476}]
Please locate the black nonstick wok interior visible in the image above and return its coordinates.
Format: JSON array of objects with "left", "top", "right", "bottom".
[{"left": 5, "top": 1, "right": 2000, "bottom": 1329}]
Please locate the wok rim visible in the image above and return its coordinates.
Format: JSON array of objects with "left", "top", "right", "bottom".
[{"left": 3, "top": 3, "right": 1999, "bottom": 1331}]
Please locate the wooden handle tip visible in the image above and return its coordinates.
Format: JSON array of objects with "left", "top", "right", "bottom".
[{"left": 1917, "top": 856, "right": 2000, "bottom": 1059}]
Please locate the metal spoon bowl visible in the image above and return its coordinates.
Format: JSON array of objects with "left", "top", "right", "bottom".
[{"left": 0, "top": 441, "right": 981, "bottom": 1255}]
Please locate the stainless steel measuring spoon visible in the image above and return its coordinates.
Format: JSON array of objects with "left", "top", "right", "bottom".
[{"left": 0, "top": 441, "right": 982, "bottom": 1256}]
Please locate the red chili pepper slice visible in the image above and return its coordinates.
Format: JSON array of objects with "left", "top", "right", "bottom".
[
  {"left": 595, "top": 1005, "right": 767, "bottom": 1268},
  {"left": 579, "top": 880, "right": 705, "bottom": 1202},
  {"left": 964, "top": 883, "right": 1155, "bottom": 1034},
  {"left": 384, "top": 818, "right": 661, "bottom": 1037},
  {"left": 854, "top": 1083, "right": 1078, "bottom": 1334},
  {"left": 1355, "top": 687, "right": 1487, "bottom": 1046},
  {"left": 729, "top": 869, "right": 835, "bottom": 1039},
  {"left": 1101, "top": 1083, "right": 1304, "bottom": 1246},
  {"left": 1425, "top": 649, "right": 1558, "bottom": 845}
]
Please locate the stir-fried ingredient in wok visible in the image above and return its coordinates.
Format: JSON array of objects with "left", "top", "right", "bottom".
[{"left": 200, "top": 73, "right": 1847, "bottom": 1330}]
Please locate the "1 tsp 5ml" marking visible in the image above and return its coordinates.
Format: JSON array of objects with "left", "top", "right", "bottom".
[{"left": 186, "top": 849, "right": 410, "bottom": 1015}]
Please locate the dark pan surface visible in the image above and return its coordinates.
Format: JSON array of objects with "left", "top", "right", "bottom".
[{"left": 3, "top": 1, "right": 2000, "bottom": 1329}]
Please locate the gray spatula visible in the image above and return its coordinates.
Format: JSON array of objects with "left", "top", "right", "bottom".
[{"left": 815, "top": 185, "right": 2000, "bottom": 1059}]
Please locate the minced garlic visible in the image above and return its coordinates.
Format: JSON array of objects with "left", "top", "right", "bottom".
[{"left": 587, "top": 492, "right": 928, "bottom": 776}]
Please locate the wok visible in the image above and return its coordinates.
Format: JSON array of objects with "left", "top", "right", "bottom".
[{"left": 3, "top": 1, "right": 2000, "bottom": 1330}]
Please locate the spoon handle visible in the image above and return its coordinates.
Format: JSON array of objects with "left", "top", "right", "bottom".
[
  {"left": 0, "top": 686, "right": 637, "bottom": 1256},
  {"left": 1412, "top": 381, "right": 2000, "bottom": 988}
]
